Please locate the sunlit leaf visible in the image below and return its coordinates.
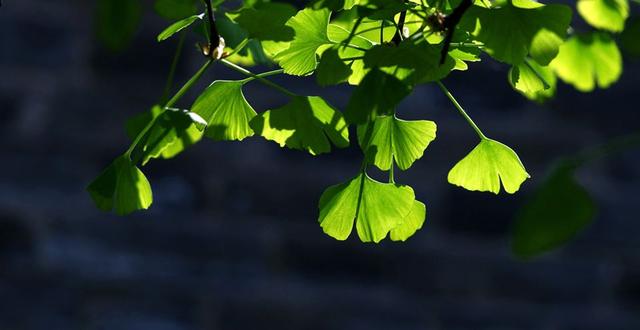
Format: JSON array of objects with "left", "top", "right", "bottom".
[
  {"left": 327, "top": 24, "right": 375, "bottom": 85},
  {"left": 512, "top": 162, "right": 596, "bottom": 259},
  {"left": 274, "top": 8, "right": 333, "bottom": 75},
  {"left": 550, "top": 32, "right": 622, "bottom": 92},
  {"left": 509, "top": 61, "right": 556, "bottom": 102},
  {"left": 448, "top": 138, "right": 530, "bottom": 194},
  {"left": 231, "top": 2, "right": 296, "bottom": 42},
  {"left": 390, "top": 200, "right": 426, "bottom": 242},
  {"left": 87, "top": 156, "right": 153, "bottom": 215},
  {"left": 191, "top": 81, "right": 256, "bottom": 141},
  {"left": 577, "top": 0, "right": 629, "bottom": 33},
  {"left": 318, "top": 173, "right": 416, "bottom": 242},
  {"left": 316, "top": 47, "right": 353, "bottom": 86},
  {"left": 462, "top": 0, "right": 571, "bottom": 65},
  {"left": 250, "top": 96, "right": 350, "bottom": 155},
  {"left": 358, "top": 115, "right": 437, "bottom": 171}
]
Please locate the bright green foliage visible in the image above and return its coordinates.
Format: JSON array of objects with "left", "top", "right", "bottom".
[
  {"left": 551, "top": 33, "right": 622, "bottom": 92},
  {"left": 157, "top": 14, "right": 204, "bottom": 41},
  {"left": 363, "top": 42, "right": 456, "bottom": 83},
  {"left": 390, "top": 200, "right": 426, "bottom": 242},
  {"left": 358, "top": 115, "right": 437, "bottom": 171},
  {"left": 509, "top": 61, "right": 557, "bottom": 102},
  {"left": 191, "top": 81, "right": 257, "bottom": 141},
  {"left": 154, "top": 0, "right": 198, "bottom": 20},
  {"left": 134, "top": 107, "right": 207, "bottom": 165},
  {"left": 577, "top": 0, "right": 629, "bottom": 33},
  {"left": 274, "top": 8, "right": 333, "bottom": 75},
  {"left": 87, "top": 156, "right": 153, "bottom": 215},
  {"left": 512, "top": 163, "right": 596, "bottom": 259},
  {"left": 250, "top": 96, "right": 350, "bottom": 155},
  {"left": 231, "top": 2, "right": 297, "bottom": 42},
  {"left": 345, "top": 68, "right": 412, "bottom": 124},
  {"left": 96, "top": 0, "right": 142, "bottom": 52},
  {"left": 448, "top": 139, "right": 530, "bottom": 194},
  {"left": 90, "top": 0, "right": 634, "bottom": 251},
  {"left": 463, "top": 0, "right": 572, "bottom": 65},
  {"left": 318, "top": 173, "right": 416, "bottom": 242}
]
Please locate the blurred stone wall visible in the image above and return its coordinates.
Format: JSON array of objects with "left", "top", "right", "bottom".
[{"left": 1, "top": 1, "right": 639, "bottom": 329}]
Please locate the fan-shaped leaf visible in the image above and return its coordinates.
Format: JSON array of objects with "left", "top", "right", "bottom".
[
  {"left": 390, "top": 200, "right": 426, "bottom": 242},
  {"left": 157, "top": 14, "right": 203, "bottom": 41},
  {"left": 345, "top": 68, "right": 412, "bottom": 124},
  {"left": 577, "top": 0, "right": 628, "bottom": 33}
]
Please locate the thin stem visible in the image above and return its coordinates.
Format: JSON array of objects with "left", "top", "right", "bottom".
[
  {"left": 201, "top": 0, "right": 220, "bottom": 48},
  {"left": 380, "top": 20, "right": 385, "bottom": 44},
  {"left": 341, "top": 43, "right": 369, "bottom": 52},
  {"left": 160, "top": 31, "right": 186, "bottom": 104},
  {"left": 341, "top": 16, "right": 365, "bottom": 50},
  {"left": 240, "top": 69, "right": 285, "bottom": 83},
  {"left": 341, "top": 56, "right": 365, "bottom": 62},
  {"left": 392, "top": 8, "right": 408, "bottom": 45},
  {"left": 125, "top": 59, "right": 214, "bottom": 159},
  {"left": 221, "top": 59, "right": 296, "bottom": 96},
  {"left": 389, "top": 162, "right": 395, "bottom": 184},
  {"left": 436, "top": 81, "right": 487, "bottom": 140},
  {"left": 225, "top": 38, "right": 249, "bottom": 58}
]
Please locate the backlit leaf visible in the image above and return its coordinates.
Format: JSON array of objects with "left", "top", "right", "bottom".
[
  {"left": 191, "top": 81, "right": 257, "bottom": 141},
  {"left": 448, "top": 138, "right": 530, "bottom": 194},
  {"left": 318, "top": 173, "right": 416, "bottom": 242},
  {"left": 577, "top": 0, "right": 628, "bottom": 33},
  {"left": 390, "top": 200, "right": 426, "bottom": 242},
  {"left": 274, "top": 8, "right": 333, "bottom": 75},
  {"left": 87, "top": 156, "right": 153, "bottom": 215},
  {"left": 550, "top": 32, "right": 622, "bottom": 92},
  {"left": 157, "top": 14, "right": 204, "bottom": 41},
  {"left": 231, "top": 2, "right": 297, "bottom": 42},
  {"left": 316, "top": 47, "right": 353, "bottom": 86},
  {"left": 358, "top": 115, "right": 437, "bottom": 171},
  {"left": 509, "top": 61, "right": 557, "bottom": 102},
  {"left": 250, "top": 96, "right": 350, "bottom": 155},
  {"left": 345, "top": 68, "right": 412, "bottom": 124}
]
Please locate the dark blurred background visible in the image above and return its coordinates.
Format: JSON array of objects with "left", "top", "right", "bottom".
[{"left": 2, "top": 1, "right": 640, "bottom": 329}]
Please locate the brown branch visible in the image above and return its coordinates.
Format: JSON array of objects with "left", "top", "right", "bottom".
[{"left": 439, "top": 0, "right": 473, "bottom": 64}]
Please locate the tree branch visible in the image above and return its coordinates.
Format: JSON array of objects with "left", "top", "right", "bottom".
[{"left": 439, "top": 0, "right": 473, "bottom": 64}]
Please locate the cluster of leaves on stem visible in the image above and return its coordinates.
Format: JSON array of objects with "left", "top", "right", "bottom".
[{"left": 90, "top": 0, "right": 635, "bottom": 245}]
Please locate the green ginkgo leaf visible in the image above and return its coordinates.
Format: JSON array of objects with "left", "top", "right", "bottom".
[
  {"left": 358, "top": 115, "right": 437, "bottom": 171},
  {"left": 250, "top": 96, "right": 350, "bottom": 155},
  {"left": 363, "top": 42, "right": 456, "bottom": 83},
  {"left": 231, "top": 2, "right": 297, "bottom": 42},
  {"left": 130, "top": 107, "right": 206, "bottom": 165},
  {"left": 550, "top": 32, "right": 622, "bottom": 92},
  {"left": 157, "top": 13, "right": 203, "bottom": 41},
  {"left": 327, "top": 24, "right": 374, "bottom": 85},
  {"left": 191, "top": 81, "right": 257, "bottom": 141},
  {"left": 345, "top": 68, "right": 412, "bottom": 124},
  {"left": 274, "top": 8, "right": 332, "bottom": 75},
  {"left": 462, "top": 0, "right": 571, "bottom": 65},
  {"left": 87, "top": 156, "right": 153, "bottom": 215},
  {"left": 509, "top": 61, "right": 557, "bottom": 102},
  {"left": 512, "top": 162, "right": 596, "bottom": 259},
  {"left": 318, "top": 173, "right": 415, "bottom": 242},
  {"left": 448, "top": 138, "right": 530, "bottom": 194},
  {"left": 577, "top": 0, "right": 629, "bottom": 33},
  {"left": 390, "top": 200, "right": 426, "bottom": 242}
]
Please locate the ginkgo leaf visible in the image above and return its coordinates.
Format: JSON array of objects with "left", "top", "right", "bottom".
[
  {"left": 87, "top": 156, "right": 153, "bottom": 215},
  {"left": 230, "top": 2, "right": 296, "bottom": 42},
  {"left": 274, "top": 8, "right": 332, "bottom": 75},
  {"left": 316, "top": 47, "right": 353, "bottom": 86},
  {"left": 512, "top": 162, "right": 596, "bottom": 259},
  {"left": 345, "top": 68, "right": 412, "bottom": 124},
  {"left": 462, "top": 0, "right": 572, "bottom": 65},
  {"left": 577, "top": 0, "right": 629, "bottom": 33},
  {"left": 318, "top": 173, "right": 415, "bottom": 243},
  {"left": 363, "top": 42, "right": 456, "bottom": 83},
  {"left": 157, "top": 13, "right": 203, "bottom": 41},
  {"left": 327, "top": 24, "right": 374, "bottom": 85},
  {"left": 250, "top": 96, "right": 350, "bottom": 155},
  {"left": 390, "top": 200, "right": 426, "bottom": 242},
  {"left": 131, "top": 107, "right": 206, "bottom": 165},
  {"left": 550, "top": 32, "right": 622, "bottom": 92},
  {"left": 509, "top": 61, "right": 556, "bottom": 102},
  {"left": 358, "top": 115, "right": 437, "bottom": 171},
  {"left": 191, "top": 80, "right": 257, "bottom": 141},
  {"left": 448, "top": 138, "right": 530, "bottom": 194}
]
